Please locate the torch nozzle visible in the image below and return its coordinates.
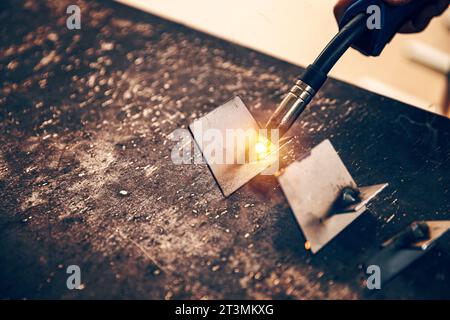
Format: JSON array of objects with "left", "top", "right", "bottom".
[{"left": 265, "top": 79, "right": 316, "bottom": 137}]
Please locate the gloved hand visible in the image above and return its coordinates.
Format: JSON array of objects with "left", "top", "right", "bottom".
[{"left": 334, "top": 0, "right": 449, "bottom": 33}]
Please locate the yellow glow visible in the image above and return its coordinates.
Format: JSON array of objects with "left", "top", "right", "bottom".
[
  {"left": 255, "top": 141, "right": 268, "bottom": 154},
  {"left": 254, "top": 137, "right": 272, "bottom": 160}
]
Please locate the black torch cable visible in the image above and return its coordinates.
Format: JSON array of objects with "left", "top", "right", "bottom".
[
  {"left": 313, "top": 13, "right": 367, "bottom": 75},
  {"left": 265, "top": 12, "right": 369, "bottom": 134}
]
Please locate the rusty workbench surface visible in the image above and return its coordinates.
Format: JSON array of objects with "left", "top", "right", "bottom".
[{"left": 1, "top": 0, "right": 450, "bottom": 299}]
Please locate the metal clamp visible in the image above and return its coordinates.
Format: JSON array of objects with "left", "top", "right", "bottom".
[{"left": 366, "top": 220, "right": 450, "bottom": 284}]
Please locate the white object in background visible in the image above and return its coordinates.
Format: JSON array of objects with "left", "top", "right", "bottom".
[
  {"left": 444, "top": 11, "right": 450, "bottom": 30},
  {"left": 359, "top": 77, "right": 438, "bottom": 113},
  {"left": 403, "top": 40, "right": 450, "bottom": 74}
]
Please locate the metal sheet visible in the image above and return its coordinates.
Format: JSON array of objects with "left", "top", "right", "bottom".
[
  {"left": 413, "top": 220, "right": 450, "bottom": 249},
  {"left": 278, "top": 140, "right": 387, "bottom": 254},
  {"left": 367, "top": 246, "right": 429, "bottom": 285},
  {"left": 189, "top": 96, "right": 278, "bottom": 197},
  {"left": 368, "top": 220, "right": 450, "bottom": 284}
]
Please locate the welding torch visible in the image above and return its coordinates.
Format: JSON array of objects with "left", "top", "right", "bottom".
[{"left": 265, "top": 0, "right": 430, "bottom": 136}]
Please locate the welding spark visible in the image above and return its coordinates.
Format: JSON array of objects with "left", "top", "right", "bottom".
[
  {"left": 252, "top": 136, "right": 294, "bottom": 162},
  {"left": 255, "top": 141, "right": 269, "bottom": 156},
  {"left": 254, "top": 136, "right": 273, "bottom": 160},
  {"left": 265, "top": 136, "right": 294, "bottom": 158}
]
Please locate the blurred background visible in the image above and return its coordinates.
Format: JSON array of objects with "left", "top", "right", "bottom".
[{"left": 117, "top": 0, "right": 450, "bottom": 117}]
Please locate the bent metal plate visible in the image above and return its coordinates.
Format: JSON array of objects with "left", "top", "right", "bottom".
[{"left": 278, "top": 140, "right": 387, "bottom": 254}]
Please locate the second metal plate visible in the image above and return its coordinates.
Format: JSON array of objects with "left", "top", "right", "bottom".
[{"left": 279, "top": 140, "right": 387, "bottom": 254}]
